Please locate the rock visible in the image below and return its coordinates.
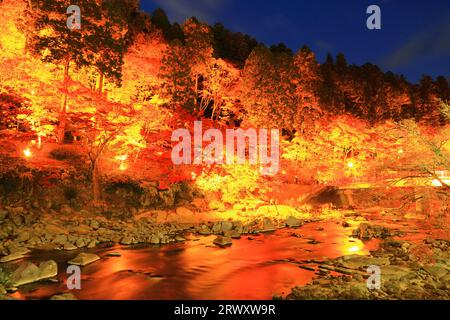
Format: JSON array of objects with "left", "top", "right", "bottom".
[
  {"left": 198, "top": 225, "right": 211, "bottom": 235},
  {"left": 63, "top": 243, "right": 78, "bottom": 251},
  {"left": 261, "top": 218, "right": 276, "bottom": 232},
  {"left": 224, "top": 230, "right": 242, "bottom": 239},
  {"left": 285, "top": 216, "right": 302, "bottom": 228},
  {"left": 175, "top": 236, "right": 186, "bottom": 242},
  {"left": 352, "top": 223, "right": 395, "bottom": 240},
  {"left": 68, "top": 253, "right": 100, "bottom": 266},
  {"left": 75, "top": 238, "right": 86, "bottom": 248},
  {"left": 11, "top": 214, "right": 24, "bottom": 226},
  {"left": 87, "top": 240, "right": 97, "bottom": 249},
  {"left": 150, "top": 235, "right": 160, "bottom": 244},
  {"left": 213, "top": 236, "right": 232, "bottom": 247},
  {"left": 45, "top": 224, "right": 68, "bottom": 235},
  {"left": 120, "top": 236, "right": 133, "bottom": 245},
  {"left": 50, "top": 293, "right": 78, "bottom": 300},
  {"left": 90, "top": 220, "right": 100, "bottom": 230},
  {"left": 342, "top": 221, "right": 351, "bottom": 228},
  {"left": 10, "top": 260, "right": 57, "bottom": 286},
  {"left": 53, "top": 234, "right": 68, "bottom": 245},
  {"left": 233, "top": 221, "right": 244, "bottom": 234},
  {"left": 0, "top": 252, "right": 26, "bottom": 263},
  {"left": 106, "top": 252, "right": 121, "bottom": 257},
  {"left": 8, "top": 246, "right": 30, "bottom": 256},
  {"left": 337, "top": 255, "right": 390, "bottom": 269},
  {"left": 0, "top": 209, "right": 8, "bottom": 222},
  {"left": 423, "top": 264, "right": 449, "bottom": 279},
  {"left": 39, "top": 260, "right": 58, "bottom": 279},
  {"left": 17, "top": 230, "right": 30, "bottom": 242}
]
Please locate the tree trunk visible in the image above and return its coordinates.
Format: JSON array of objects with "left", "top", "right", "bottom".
[
  {"left": 97, "top": 71, "right": 104, "bottom": 94},
  {"left": 57, "top": 56, "right": 70, "bottom": 143},
  {"left": 92, "top": 160, "right": 101, "bottom": 205}
]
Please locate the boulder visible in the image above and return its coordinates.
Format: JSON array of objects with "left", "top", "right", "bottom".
[
  {"left": 120, "top": 236, "right": 133, "bottom": 245},
  {"left": 63, "top": 243, "right": 78, "bottom": 251},
  {"left": 261, "top": 218, "right": 276, "bottom": 232},
  {"left": 75, "top": 238, "right": 86, "bottom": 248},
  {"left": 87, "top": 240, "right": 97, "bottom": 249},
  {"left": 17, "top": 231, "right": 30, "bottom": 242},
  {"left": 213, "top": 236, "right": 232, "bottom": 247},
  {"left": 50, "top": 293, "right": 78, "bottom": 300},
  {"left": 10, "top": 260, "right": 57, "bottom": 286},
  {"left": 8, "top": 246, "right": 30, "bottom": 256},
  {"left": 285, "top": 216, "right": 302, "bottom": 228},
  {"left": 68, "top": 253, "right": 100, "bottom": 266},
  {"left": 352, "top": 223, "right": 395, "bottom": 240},
  {"left": 0, "top": 252, "right": 26, "bottom": 263},
  {"left": 224, "top": 230, "right": 241, "bottom": 239},
  {"left": 0, "top": 209, "right": 8, "bottom": 222},
  {"left": 337, "top": 255, "right": 390, "bottom": 269}
]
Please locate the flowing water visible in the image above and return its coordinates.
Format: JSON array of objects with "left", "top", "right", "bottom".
[{"left": 9, "top": 215, "right": 437, "bottom": 300}]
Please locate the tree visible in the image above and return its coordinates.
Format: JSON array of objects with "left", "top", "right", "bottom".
[
  {"left": 24, "top": 0, "right": 135, "bottom": 142},
  {"left": 160, "top": 39, "right": 195, "bottom": 110},
  {"left": 68, "top": 89, "right": 143, "bottom": 204},
  {"left": 292, "top": 46, "right": 323, "bottom": 133}
]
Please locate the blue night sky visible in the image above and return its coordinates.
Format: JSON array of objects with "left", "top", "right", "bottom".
[{"left": 139, "top": 0, "right": 450, "bottom": 83}]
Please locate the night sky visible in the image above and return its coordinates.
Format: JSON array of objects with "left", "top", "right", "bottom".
[{"left": 140, "top": 0, "right": 450, "bottom": 84}]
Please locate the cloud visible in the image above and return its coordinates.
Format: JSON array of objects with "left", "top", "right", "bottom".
[
  {"left": 152, "top": 0, "right": 224, "bottom": 23},
  {"left": 382, "top": 14, "right": 450, "bottom": 69}
]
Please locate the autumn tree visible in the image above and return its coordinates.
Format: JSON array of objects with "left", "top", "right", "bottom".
[{"left": 23, "top": 0, "right": 135, "bottom": 142}]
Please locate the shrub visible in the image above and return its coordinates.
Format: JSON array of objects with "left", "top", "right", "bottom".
[
  {"left": 0, "top": 266, "right": 11, "bottom": 287},
  {"left": 49, "top": 147, "right": 82, "bottom": 161}
]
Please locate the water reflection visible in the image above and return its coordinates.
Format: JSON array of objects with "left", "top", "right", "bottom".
[{"left": 14, "top": 220, "right": 382, "bottom": 300}]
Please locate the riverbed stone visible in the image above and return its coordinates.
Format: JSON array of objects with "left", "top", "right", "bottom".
[
  {"left": 8, "top": 246, "right": 30, "bottom": 256},
  {"left": 50, "top": 293, "right": 78, "bottom": 300},
  {"left": 285, "top": 216, "right": 302, "bottom": 228},
  {"left": 68, "top": 253, "right": 100, "bottom": 266},
  {"left": 10, "top": 260, "right": 57, "bottom": 286},
  {"left": 17, "top": 230, "right": 30, "bottom": 242},
  {"left": 63, "top": 242, "right": 77, "bottom": 251},
  {"left": 213, "top": 236, "right": 232, "bottom": 247},
  {"left": 261, "top": 218, "right": 276, "bottom": 232},
  {"left": 0, "top": 252, "right": 26, "bottom": 263},
  {"left": 120, "top": 236, "right": 133, "bottom": 245}
]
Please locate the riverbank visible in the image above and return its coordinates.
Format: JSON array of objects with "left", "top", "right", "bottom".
[
  {"left": 1, "top": 201, "right": 448, "bottom": 300},
  {"left": 286, "top": 237, "right": 450, "bottom": 300}
]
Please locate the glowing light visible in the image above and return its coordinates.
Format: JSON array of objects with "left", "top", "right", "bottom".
[
  {"left": 347, "top": 161, "right": 354, "bottom": 168},
  {"left": 348, "top": 245, "right": 361, "bottom": 253},
  {"left": 432, "top": 179, "right": 450, "bottom": 187},
  {"left": 398, "top": 148, "right": 403, "bottom": 154},
  {"left": 23, "top": 148, "right": 32, "bottom": 158},
  {"left": 282, "top": 170, "right": 286, "bottom": 175},
  {"left": 191, "top": 172, "right": 197, "bottom": 180},
  {"left": 119, "top": 162, "right": 127, "bottom": 171},
  {"left": 115, "top": 154, "right": 129, "bottom": 171}
]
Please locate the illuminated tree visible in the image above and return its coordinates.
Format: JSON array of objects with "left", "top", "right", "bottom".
[{"left": 68, "top": 89, "right": 143, "bottom": 204}]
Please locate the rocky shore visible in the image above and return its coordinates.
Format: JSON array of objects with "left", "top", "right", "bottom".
[
  {"left": 285, "top": 238, "right": 450, "bottom": 300},
  {"left": 0, "top": 202, "right": 312, "bottom": 298}
]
